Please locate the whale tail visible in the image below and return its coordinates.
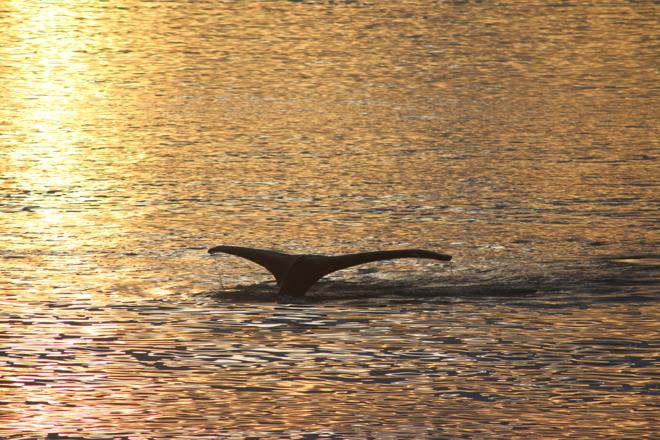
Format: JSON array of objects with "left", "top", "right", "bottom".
[
  {"left": 208, "top": 246, "right": 452, "bottom": 299},
  {"left": 207, "top": 245, "right": 297, "bottom": 286}
]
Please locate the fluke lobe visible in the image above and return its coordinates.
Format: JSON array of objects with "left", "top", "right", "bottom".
[{"left": 208, "top": 245, "right": 452, "bottom": 301}]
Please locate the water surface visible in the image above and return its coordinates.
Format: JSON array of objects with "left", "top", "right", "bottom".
[{"left": 0, "top": 1, "right": 658, "bottom": 438}]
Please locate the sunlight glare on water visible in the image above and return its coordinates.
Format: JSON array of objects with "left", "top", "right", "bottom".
[{"left": 0, "top": 1, "right": 658, "bottom": 438}]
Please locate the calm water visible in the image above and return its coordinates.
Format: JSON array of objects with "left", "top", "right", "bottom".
[{"left": 0, "top": 1, "right": 658, "bottom": 438}]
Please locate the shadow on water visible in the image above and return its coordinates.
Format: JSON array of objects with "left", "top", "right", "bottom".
[
  {"left": 198, "top": 254, "right": 659, "bottom": 305},
  {"left": 198, "top": 279, "right": 539, "bottom": 305}
]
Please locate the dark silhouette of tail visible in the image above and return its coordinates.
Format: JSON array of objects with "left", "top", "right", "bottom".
[{"left": 208, "top": 245, "right": 452, "bottom": 300}]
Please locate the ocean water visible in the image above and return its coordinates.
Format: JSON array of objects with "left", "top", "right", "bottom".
[{"left": 0, "top": 1, "right": 657, "bottom": 438}]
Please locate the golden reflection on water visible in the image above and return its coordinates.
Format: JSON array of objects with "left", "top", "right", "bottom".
[
  {"left": 8, "top": 3, "right": 86, "bottom": 187},
  {"left": 0, "top": 0, "right": 658, "bottom": 438},
  {"left": 2, "top": 2, "right": 100, "bottom": 298},
  {"left": 1, "top": 302, "right": 657, "bottom": 437}
]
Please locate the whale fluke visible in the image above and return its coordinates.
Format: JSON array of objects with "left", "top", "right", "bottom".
[{"left": 208, "top": 245, "right": 452, "bottom": 300}]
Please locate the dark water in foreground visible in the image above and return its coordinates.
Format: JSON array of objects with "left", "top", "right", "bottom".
[{"left": 0, "top": 1, "right": 658, "bottom": 438}]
